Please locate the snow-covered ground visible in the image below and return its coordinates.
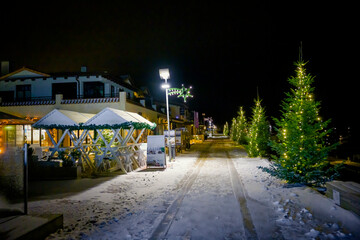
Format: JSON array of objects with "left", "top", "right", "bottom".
[
  {"left": 231, "top": 152, "right": 360, "bottom": 240},
  {"left": 25, "top": 139, "right": 360, "bottom": 239}
]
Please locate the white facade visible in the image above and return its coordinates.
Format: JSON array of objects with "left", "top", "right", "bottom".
[{"left": 0, "top": 67, "right": 135, "bottom": 101}]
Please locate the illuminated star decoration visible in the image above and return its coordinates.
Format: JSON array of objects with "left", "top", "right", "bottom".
[{"left": 168, "top": 84, "right": 193, "bottom": 102}]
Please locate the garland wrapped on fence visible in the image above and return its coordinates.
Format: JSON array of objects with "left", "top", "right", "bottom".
[{"left": 33, "top": 121, "right": 157, "bottom": 130}]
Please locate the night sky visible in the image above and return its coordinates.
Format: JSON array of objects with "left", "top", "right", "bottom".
[{"left": 1, "top": 2, "right": 358, "bottom": 136}]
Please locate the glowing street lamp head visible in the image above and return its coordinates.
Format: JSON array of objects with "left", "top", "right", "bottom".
[
  {"left": 159, "top": 68, "right": 170, "bottom": 80},
  {"left": 161, "top": 83, "right": 170, "bottom": 89}
]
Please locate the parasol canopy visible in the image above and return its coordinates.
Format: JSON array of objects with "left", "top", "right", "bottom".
[
  {"left": 32, "top": 109, "right": 95, "bottom": 129},
  {"left": 82, "top": 107, "right": 156, "bottom": 130}
]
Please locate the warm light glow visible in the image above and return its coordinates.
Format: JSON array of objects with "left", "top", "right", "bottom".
[{"left": 159, "top": 68, "right": 170, "bottom": 80}]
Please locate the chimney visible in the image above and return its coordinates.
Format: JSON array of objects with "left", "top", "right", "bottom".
[
  {"left": 81, "top": 66, "right": 87, "bottom": 73},
  {"left": 1, "top": 61, "right": 9, "bottom": 76}
]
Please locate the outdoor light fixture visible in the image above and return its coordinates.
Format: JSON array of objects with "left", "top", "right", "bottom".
[
  {"left": 159, "top": 68, "right": 170, "bottom": 80},
  {"left": 159, "top": 68, "right": 172, "bottom": 163},
  {"left": 160, "top": 68, "right": 170, "bottom": 89}
]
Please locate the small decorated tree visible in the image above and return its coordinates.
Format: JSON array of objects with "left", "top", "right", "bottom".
[
  {"left": 230, "top": 117, "right": 238, "bottom": 142},
  {"left": 230, "top": 107, "right": 248, "bottom": 144},
  {"left": 260, "top": 60, "right": 339, "bottom": 186},
  {"left": 247, "top": 98, "right": 269, "bottom": 157},
  {"left": 223, "top": 121, "right": 229, "bottom": 136},
  {"left": 236, "top": 106, "right": 248, "bottom": 145}
]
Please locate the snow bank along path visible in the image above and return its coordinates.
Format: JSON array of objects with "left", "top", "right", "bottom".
[{"left": 27, "top": 138, "right": 360, "bottom": 239}]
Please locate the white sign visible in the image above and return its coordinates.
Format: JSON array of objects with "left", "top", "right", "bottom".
[
  {"left": 147, "top": 135, "right": 166, "bottom": 167},
  {"left": 333, "top": 190, "right": 340, "bottom": 205},
  {"left": 175, "top": 130, "right": 182, "bottom": 146},
  {"left": 164, "top": 130, "right": 175, "bottom": 146}
]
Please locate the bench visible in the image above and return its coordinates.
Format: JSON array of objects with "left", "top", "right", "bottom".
[{"left": 326, "top": 181, "right": 360, "bottom": 216}]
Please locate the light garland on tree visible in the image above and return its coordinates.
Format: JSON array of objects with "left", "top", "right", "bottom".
[
  {"left": 230, "top": 106, "right": 247, "bottom": 144},
  {"left": 259, "top": 60, "right": 339, "bottom": 186},
  {"left": 246, "top": 98, "right": 269, "bottom": 157}
]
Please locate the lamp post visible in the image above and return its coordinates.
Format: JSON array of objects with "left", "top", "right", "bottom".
[{"left": 159, "top": 68, "right": 172, "bottom": 163}]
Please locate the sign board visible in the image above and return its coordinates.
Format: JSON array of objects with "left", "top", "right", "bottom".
[
  {"left": 333, "top": 190, "right": 340, "bottom": 205},
  {"left": 147, "top": 135, "right": 166, "bottom": 167},
  {"left": 164, "top": 130, "right": 175, "bottom": 137},
  {"left": 164, "top": 130, "right": 175, "bottom": 146},
  {"left": 175, "top": 130, "right": 182, "bottom": 146},
  {"left": 194, "top": 111, "right": 199, "bottom": 128}
]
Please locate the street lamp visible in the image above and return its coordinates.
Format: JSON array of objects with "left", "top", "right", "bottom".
[{"left": 159, "top": 68, "right": 172, "bottom": 163}]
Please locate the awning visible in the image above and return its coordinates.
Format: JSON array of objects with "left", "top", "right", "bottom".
[{"left": 0, "top": 111, "right": 34, "bottom": 125}]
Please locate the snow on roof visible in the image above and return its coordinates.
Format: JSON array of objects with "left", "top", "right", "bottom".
[{"left": 32, "top": 109, "right": 95, "bottom": 129}]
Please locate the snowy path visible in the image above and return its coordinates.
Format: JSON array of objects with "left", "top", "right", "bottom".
[
  {"left": 151, "top": 141, "right": 256, "bottom": 239},
  {"left": 26, "top": 138, "right": 360, "bottom": 239}
]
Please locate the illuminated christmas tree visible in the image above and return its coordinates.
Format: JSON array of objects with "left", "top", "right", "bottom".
[
  {"left": 247, "top": 98, "right": 269, "bottom": 157},
  {"left": 223, "top": 121, "right": 229, "bottom": 136},
  {"left": 230, "top": 117, "right": 238, "bottom": 142},
  {"left": 236, "top": 106, "right": 248, "bottom": 145},
  {"left": 260, "top": 60, "right": 339, "bottom": 186},
  {"left": 230, "top": 107, "right": 248, "bottom": 144}
]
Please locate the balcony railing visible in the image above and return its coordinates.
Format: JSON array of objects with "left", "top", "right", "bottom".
[
  {"left": 0, "top": 97, "right": 55, "bottom": 106},
  {"left": 0, "top": 94, "right": 122, "bottom": 106},
  {"left": 0, "top": 94, "right": 192, "bottom": 122},
  {"left": 76, "top": 93, "right": 120, "bottom": 99},
  {"left": 61, "top": 96, "right": 120, "bottom": 104}
]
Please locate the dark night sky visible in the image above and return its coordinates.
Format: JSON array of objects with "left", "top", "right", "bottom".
[{"left": 1, "top": 2, "right": 358, "bottom": 135}]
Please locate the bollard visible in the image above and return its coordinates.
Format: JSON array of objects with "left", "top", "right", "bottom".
[{"left": 23, "top": 143, "right": 28, "bottom": 215}]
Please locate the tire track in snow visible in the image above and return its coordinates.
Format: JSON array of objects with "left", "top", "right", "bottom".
[
  {"left": 150, "top": 142, "right": 212, "bottom": 240},
  {"left": 226, "top": 151, "right": 259, "bottom": 240}
]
